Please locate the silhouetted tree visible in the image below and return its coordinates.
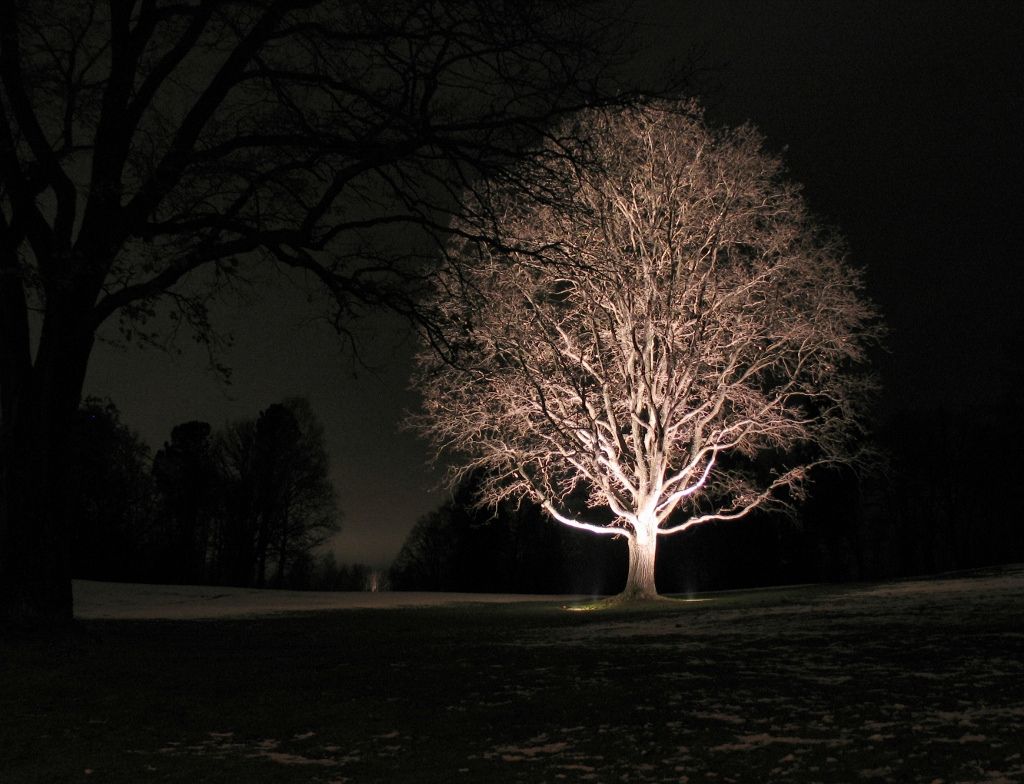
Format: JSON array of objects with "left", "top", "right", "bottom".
[
  {"left": 254, "top": 398, "right": 338, "bottom": 587},
  {"left": 212, "top": 397, "right": 338, "bottom": 587},
  {"left": 67, "top": 397, "right": 154, "bottom": 581},
  {"left": 390, "top": 506, "right": 458, "bottom": 591},
  {"left": 412, "top": 102, "right": 883, "bottom": 600},
  {"left": 211, "top": 417, "right": 260, "bottom": 585},
  {"left": 152, "top": 421, "right": 217, "bottom": 584},
  {"left": 0, "top": 0, "right": 674, "bottom": 621}
]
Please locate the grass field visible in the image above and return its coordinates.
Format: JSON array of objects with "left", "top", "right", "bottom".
[{"left": 2, "top": 567, "right": 1022, "bottom": 783}]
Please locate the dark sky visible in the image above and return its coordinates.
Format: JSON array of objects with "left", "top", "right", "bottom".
[{"left": 84, "top": 1, "right": 1024, "bottom": 567}]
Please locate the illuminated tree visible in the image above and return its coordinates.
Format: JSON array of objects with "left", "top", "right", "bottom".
[
  {"left": 0, "top": 0, "right": 669, "bottom": 621},
  {"left": 412, "top": 103, "right": 882, "bottom": 600}
]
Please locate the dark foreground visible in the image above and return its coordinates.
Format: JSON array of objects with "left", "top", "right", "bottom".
[{"left": 2, "top": 567, "right": 1023, "bottom": 783}]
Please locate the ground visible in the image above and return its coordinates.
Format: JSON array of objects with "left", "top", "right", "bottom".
[{"left": 1, "top": 567, "right": 1022, "bottom": 782}]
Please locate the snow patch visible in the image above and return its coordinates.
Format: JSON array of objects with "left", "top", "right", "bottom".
[
  {"left": 255, "top": 751, "right": 340, "bottom": 767},
  {"left": 493, "top": 741, "right": 570, "bottom": 761},
  {"left": 711, "top": 733, "right": 850, "bottom": 752}
]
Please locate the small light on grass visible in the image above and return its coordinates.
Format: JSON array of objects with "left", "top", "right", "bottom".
[{"left": 562, "top": 596, "right": 710, "bottom": 612}]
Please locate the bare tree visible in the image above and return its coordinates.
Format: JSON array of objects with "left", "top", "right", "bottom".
[
  {"left": 0, "top": 0, "right": 671, "bottom": 621},
  {"left": 209, "top": 398, "right": 338, "bottom": 587},
  {"left": 209, "top": 415, "right": 259, "bottom": 586},
  {"left": 255, "top": 398, "right": 338, "bottom": 589},
  {"left": 412, "top": 102, "right": 883, "bottom": 600},
  {"left": 152, "top": 420, "right": 217, "bottom": 584}
]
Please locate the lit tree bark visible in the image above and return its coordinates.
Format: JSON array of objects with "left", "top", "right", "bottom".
[
  {"left": 412, "top": 101, "right": 883, "bottom": 600},
  {"left": 623, "top": 520, "right": 658, "bottom": 600}
]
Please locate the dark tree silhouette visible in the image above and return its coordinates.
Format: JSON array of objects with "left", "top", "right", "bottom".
[
  {"left": 68, "top": 397, "right": 154, "bottom": 582},
  {"left": 389, "top": 470, "right": 613, "bottom": 594},
  {"left": 152, "top": 420, "right": 217, "bottom": 584},
  {"left": 313, "top": 557, "right": 379, "bottom": 592},
  {"left": 210, "top": 416, "right": 260, "bottom": 586},
  {"left": 390, "top": 506, "right": 458, "bottom": 591},
  {"left": 0, "top": 0, "right": 673, "bottom": 621},
  {"left": 252, "top": 398, "right": 338, "bottom": 587},
  {"left": 212, "top": 397, "right": 338, "bottom": 587}
]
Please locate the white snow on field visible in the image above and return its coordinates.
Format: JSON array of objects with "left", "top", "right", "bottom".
[
  {"left": 550, "top": 565, "right": 1024, "bottom": 642},
  {"left": 73, "top": 579, "right": 585, "bottom": 619},
  {"left": 64, "top": 567, "right": 1024, "bottom": 783},
  {"left": 73, "top": 564, "right": 1024, "bottom": 621},
  {"left": 849, "top": 570, "right": 1024, "bottom": 600}
]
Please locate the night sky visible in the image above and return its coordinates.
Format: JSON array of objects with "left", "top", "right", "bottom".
[{"left": 83, "top": 1, "right": 1023, "bottom": 567}]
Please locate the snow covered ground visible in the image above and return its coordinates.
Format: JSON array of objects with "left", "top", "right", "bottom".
[
  {"left": 23, "top": 566, "right": 1024, "bottom": 783},
  {"left": 75, "top": 564, "right": 1024, "bottom": 621},
  {"left": 549, "top": 565, "right": 1024, "bottom": 642},
  {"left": 73, "top": 579, "right": 584, "bottom": 619}
]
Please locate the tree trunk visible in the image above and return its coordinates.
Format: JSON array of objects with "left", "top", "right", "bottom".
[
  {"left": 0, "top": 301, "right": 96, "bottom": 624},
  {"left": 0, "top": 424, "right": 75, "bottom": 623},
  {"left": 276, "top": 512, "right": 288, "bottom": 589},
  {"left": 256, "top": 529, "right": 267, "bottom": 588},
  {"left": 621, "top": 530, "right": 659, "bottom": 600}
]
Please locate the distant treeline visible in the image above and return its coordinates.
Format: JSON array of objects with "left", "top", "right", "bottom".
[
  {"left": 72, "top": 396, "right": 1024, "bottom": 594},
  {"left": 390, "top": 403, "right": 1024, "bottom": 593},
  {"left": 68, "top": 396, "right": 362, "bottom": 590}
]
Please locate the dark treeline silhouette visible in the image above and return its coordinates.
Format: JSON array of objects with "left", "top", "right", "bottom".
[
  {"left": 390, "top": 471, "right": 625, "bottom": 595},
  {"left": 69, "top": 395, "right": 1024, "bottom": 595},
  {"left": 879, "top": 403, "right": 1024, "bottom": 579},
  {"left": 392, "top": 406, "right": 1024, "bottom": 594},
  {"left": 310, "top": 553, "right": 388, "bottom": 593},
  {"left": 68, "top": 396, "right": 357, "bottom": 590}
]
